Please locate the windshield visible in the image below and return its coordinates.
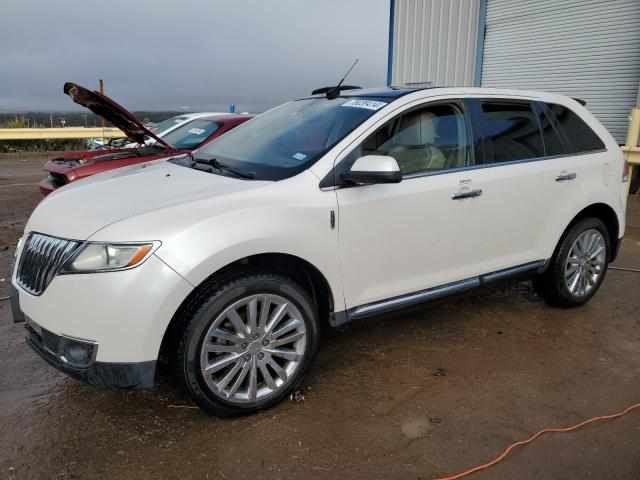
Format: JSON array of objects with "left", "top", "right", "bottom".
[
  {"left": 161, "top": 119, "right": 220, "bottom": 150},
  {"left": 149, "top": 116, "right": 189, "bottom": 135},
  {"left": 196, "top": 97, "right": 387, "bottom": 180}
]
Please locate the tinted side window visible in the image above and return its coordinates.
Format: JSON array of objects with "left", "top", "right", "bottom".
[
  {"left": 537, "top": 107, "right": 565, "bottom": 156},
  {"left": 480, "top": 102, "right": 545, "bottom": 162},
  {"left": 358, "top": 103, "right": 473, "bottom": 175},
  {"left": 546, "top": 103, "right": 605, "bottom": 153}
]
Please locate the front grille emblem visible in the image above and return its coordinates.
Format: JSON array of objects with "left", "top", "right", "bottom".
[{"left": 16, "top": 233, "right": 81, "bottom": 296}]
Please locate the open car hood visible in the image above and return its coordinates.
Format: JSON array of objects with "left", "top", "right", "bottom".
[{"left": 63, "top": 82, "right": 175, "bottom": 151}]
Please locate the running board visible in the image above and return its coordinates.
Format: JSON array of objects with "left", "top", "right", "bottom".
[{"left": 347, "top": 260, "right": 545, "bottom": 321}]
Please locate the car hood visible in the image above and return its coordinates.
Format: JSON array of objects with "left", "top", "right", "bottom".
[
  {"left": 43, "top": 147, "right": 179, "bottom": 172},
  {"left": 26, "top": 159, "right": 270, "bottom": 240},
  {"left": 44, "top": 148, "right": 142, "bottom": 168},
  {"left": 64, "top": 82, "right": 175, "bottom": 151}
]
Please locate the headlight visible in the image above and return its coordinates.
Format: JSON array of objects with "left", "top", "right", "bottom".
[{"left": 61, "top": 242, "right": 159, "bottom": 273}]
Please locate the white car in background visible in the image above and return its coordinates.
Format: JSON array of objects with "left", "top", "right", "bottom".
[
  {"left": 90, "top": 112, "right": 225, "bottom": 149},
  {"left": 10, "top": 85, "right": 627, "bottom": 416},
  {"left": 146, "top": 112, "right": 225, "bottom": 137}
]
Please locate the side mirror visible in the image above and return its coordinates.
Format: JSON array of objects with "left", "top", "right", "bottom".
[{"left": 340, "top": 155, "right": 402, "bottom": 185}]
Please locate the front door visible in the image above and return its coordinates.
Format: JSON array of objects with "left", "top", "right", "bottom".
[{"left": 335, "top": 100, "right": 491, "bottom": 310}]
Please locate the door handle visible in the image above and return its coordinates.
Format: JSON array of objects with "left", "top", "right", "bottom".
[
  {"left": 555, "top": 172, "right": 577, "bottom": 182},
  {"left": 451, "top": 188, "right": 482, "bottom": 200}
]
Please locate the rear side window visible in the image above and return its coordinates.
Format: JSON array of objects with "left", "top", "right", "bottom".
[
  {"left": 545, "top": 103, "right": 606, "bottom": 153},
  {"left": 480, "top": 102, "right": 545, "bottom": 162}
]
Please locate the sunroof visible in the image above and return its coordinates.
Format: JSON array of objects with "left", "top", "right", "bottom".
[
  {"left": 305, "top": 86, "right": 433, "bottom": 100},
  {"left": 342, "top": 87, "right": 430, "bottom": 98}
]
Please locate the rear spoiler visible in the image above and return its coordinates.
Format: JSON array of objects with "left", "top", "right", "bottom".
[{"left": 572, "top": 97, "right": 587, "bottom": 106}]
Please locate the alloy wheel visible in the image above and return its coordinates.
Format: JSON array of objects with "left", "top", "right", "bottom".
[
  {"left": 564, "top": 229, "right": 606, "bottom": 298},
  {"left": 199, "top": 294, "right": 307, "bottom": 403}
]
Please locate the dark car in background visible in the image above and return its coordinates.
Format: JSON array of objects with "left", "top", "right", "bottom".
[{"left": 40, "top": 83, "right": 253, "bottom": 195}]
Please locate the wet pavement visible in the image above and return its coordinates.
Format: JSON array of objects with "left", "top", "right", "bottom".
[{"left": 1, "top": 153, "right": 639, "bottom": 479}]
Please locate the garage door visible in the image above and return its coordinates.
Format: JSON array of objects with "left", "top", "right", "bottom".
[{"left": 481, "top": 0, "right": 640, "bottom": 142}]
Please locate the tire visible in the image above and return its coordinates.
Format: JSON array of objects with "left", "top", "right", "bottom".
[
  {"left": 174, "top": 270, "right": 320, "bottom": 416},
  {"left": 533, "top": 217, "right": 610, "bottom": 308}
]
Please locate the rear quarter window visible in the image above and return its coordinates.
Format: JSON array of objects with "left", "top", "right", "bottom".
[{"left": 545, "top": 103, "right": 606, "bottom": 153}]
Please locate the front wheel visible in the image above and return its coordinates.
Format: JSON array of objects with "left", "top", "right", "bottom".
[
  {"left": 175, "top": 271, "right": 320, "bottom": 416},
  {"left": 533, "top": 218, "right": 610, "bottom": 308}
]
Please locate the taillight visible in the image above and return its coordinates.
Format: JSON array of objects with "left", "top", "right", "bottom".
[{"left": 622, "top": 162, "right": 630, "bottom": 182}]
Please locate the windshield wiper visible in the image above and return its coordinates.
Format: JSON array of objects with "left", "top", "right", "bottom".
[
  {"left": 145, "top": 142, "right": 168, "bottom": 150},
  {"left": 187, "top": 152, "right": 254, "bottom": 179}
]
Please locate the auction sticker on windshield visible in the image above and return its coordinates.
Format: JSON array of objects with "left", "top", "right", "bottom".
[
  {"left": 341, "top": 99, "right": 387, "bottom": 111},
  {"left": 188, "top": 128, "right": 206, "bottom": 135}
]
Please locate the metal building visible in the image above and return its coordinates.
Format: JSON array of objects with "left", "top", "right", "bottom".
[{"left": 388, "top": 0, "right": 640, "bottom": 142}]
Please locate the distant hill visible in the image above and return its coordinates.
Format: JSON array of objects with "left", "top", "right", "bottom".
[{"left": 0, "top": 111, "right": 182, "bottom": 128}]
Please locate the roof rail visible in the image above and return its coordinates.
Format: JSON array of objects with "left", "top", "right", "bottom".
[
  {"left": 402, "top": 81, "right": 433, "bottom": 88},
  {"left": 389, "top": 81, "right": 433, "bottom": 90}
]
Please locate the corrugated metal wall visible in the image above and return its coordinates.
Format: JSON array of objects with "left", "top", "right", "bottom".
[
  {"left": 389, "top": 0, "right": 480, "bottom": 87},
  {"left": 481, "top": 0, "right": 640, "bottom": 142}
]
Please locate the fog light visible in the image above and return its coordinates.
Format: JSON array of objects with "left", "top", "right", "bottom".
[{"left": 62, "top": 338, "right": 96, "bottom": 367}]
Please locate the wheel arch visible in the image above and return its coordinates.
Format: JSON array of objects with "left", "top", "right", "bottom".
[
  {"left": 550, "top": 202, "right": 620, "bottom": 266},
  {"left": 159, "top": 252, "right": 336, "bottom": 360}
]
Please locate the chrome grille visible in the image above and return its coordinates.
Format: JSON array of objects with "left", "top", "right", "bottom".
[{"left": 16, "top": 233, "right": 81, "bottom": 296}]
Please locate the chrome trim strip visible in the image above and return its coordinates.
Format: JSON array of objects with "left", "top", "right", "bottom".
[
  {"left": 325, "top": 147, "right": 608, "bottom": 189},
  {"left": 347, "top": 260, "right": 547, "bottom": 320},
  {"left": 350, "top": 278, "right": 480, "bottom": 319},
  {"left": 481, "top": 261, "right": 545, "bottom": 283},
  {"left": 480, "top": 148, "right": 608, "bottom": 169},
  {"left": 402, "top": 163, "right": 485, "bottom": 180}
]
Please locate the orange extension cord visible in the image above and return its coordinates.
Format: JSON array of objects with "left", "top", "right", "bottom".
[{"left": 435, "top": 402, "right": 640, "bottom": 480}]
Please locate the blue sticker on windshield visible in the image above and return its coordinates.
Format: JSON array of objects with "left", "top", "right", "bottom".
[
  {"left": 341, "top": 99, "right": 387, "bottom": 111},
  {"left": 292, "top": 152, "right": 307, "bottom": 161}
]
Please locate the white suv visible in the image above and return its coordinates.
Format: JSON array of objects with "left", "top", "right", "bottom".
[{"left": 9, "top": 86, "right": 628, "bottom": 416}]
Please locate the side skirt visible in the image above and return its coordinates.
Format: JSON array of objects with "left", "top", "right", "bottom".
[{"left": 333, "top": 260, "right": 545, "bottom": 325}]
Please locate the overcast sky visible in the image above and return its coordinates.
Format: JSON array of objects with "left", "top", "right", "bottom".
[{"left": 0, "top": 0, "right": 389, "bottom": 112}]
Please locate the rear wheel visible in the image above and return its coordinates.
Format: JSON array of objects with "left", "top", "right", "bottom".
[
  {"left": 533, "top": 218, "right": 610, "bottom": 307},
  {"left": 175, "top": 271, "right": 320, "bottom": 416}
]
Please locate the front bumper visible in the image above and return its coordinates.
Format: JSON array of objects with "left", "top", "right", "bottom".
[
  {"left": 25, "top": 320, "right": 155, "bottom": 388},
  {"left": 7, "top": 275, "right": 25, "bottom": 323},
  {"left": 12, "top": 253, "right": 193, "bottom": 365},
  {"left": 39, "top": 176, "right": 56, "bottom": 196}
]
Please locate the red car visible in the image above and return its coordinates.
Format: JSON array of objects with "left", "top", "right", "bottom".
[{"left": 40, "top": 82, "right": 253, "bottom": 195}]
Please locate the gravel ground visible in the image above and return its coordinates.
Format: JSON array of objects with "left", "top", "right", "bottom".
[{"left": 1, "top": 153, "right": 639, "bottom": 480}]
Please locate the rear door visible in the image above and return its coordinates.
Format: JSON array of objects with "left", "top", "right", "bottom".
[
  {"left": 543, "top": 102, "right": 614, "bottom": 224},
  {"left": 469, "top": 98, "right": 585, "bottom": 273}
]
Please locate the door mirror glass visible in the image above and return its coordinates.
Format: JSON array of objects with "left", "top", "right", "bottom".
[{"left": 340, "top": 155, "right": 402, "bottom": 185}]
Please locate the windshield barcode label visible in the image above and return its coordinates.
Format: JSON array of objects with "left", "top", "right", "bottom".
[{"left": 341, "top": 99, "right": 387, "bottom": 111}]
